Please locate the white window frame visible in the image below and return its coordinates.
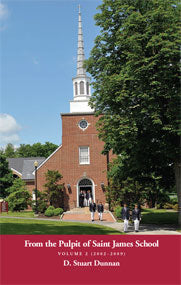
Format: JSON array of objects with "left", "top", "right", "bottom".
[{"left": 79, "top": 146, "right": 90, "bottom": 165}]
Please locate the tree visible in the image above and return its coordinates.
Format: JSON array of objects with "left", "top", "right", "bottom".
[
  {"left": 108, "top": 156, "right": 170, "bottom": 209},
  {"left": 0, "top": 152, "right": 14, "bottom": 198},
  {"left": 44, "top": 170, "right": 64, "bottom": 208},
  {"left": 17, "top": 142, "right": 58, "bottom": 158},
  {"left": 4, "top": 143, "right": 17, "bottom": 158},
  {"left": 7, "top": 178, "right": 27, "bottom": 194},
  {"left": 85, "top": 0, "right": 180, "bottom": 224},
  {"left": 17, "top": 144, "right": 32, "bottom": 157},
  {"left": 7, "top": 179, "right": 31, "bottom": 211},
  {"left": 32, "top": 190, "right": 48, "bottom": 213},
  {"left": 43, "top": 142, "right": 59, "bottom": 158}
]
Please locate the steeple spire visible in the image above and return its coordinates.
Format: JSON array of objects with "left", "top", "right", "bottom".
[
  {"left": 70, "top": 6, "right": 93, "bottom": 113},
  {"left": 77, "top": 5, "right": 86, "bottom": 76}
]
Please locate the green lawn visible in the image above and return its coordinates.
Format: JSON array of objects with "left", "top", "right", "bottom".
[
  {"left": 0, "top": 211, "right": 34, "bottom": 218},
  {"left": 141, "top": 209, "right": 178, "bottom": 225},
  {"left": 0, "top": 218, "right": 122, "bottom": 235},
  {"left": 116, "top": 209, "right": 178, "bottom": 225}
]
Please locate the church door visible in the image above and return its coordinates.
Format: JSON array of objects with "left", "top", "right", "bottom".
[{"left": 77, "top": 178, "right": 94, "bottom": 207}]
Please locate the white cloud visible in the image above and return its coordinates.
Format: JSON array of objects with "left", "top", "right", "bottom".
[
  {"left": 0, "top": 114, "right": 21, "bottom": 146},
  {"left": 0, "top": 3, "right": 9, "bottom": 20}
]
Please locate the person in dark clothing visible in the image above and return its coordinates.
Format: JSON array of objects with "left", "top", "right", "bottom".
[
  {"left": 132, "top": 204, "right": 141, "bottom": 232},
  {"left": 97, "top": 201, "right": 104, "bottom": 221},
  {"left": 121, "top": 203, "right": 130, "bottom": 232},
  {"left": 89, "top": 200, "right": 96, "bottom": 221},
  {"left": 79, "top": 190, "right": 84, "bottom": 208}
]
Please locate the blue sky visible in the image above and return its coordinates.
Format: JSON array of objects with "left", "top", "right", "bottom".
[{"left": 0, "top": 0, "right": 101, "bottom": 147}]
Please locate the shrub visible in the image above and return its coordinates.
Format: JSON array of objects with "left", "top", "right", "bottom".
[
  {"left": 47, "top": 206, "right": 55, "bottom": 211},
  {"left": 114, "top": 206, "right": 122, "bottom": 219},
  {"left": 44, "top": 170, "right": 64, "bottom": 208},
  {"left": 163, "top": 203, "right": 174, "bottom": 209},
  {"left": 7, "top": 189, "right": 31, "bottom": 211},
  {"left": 7, "top": 178, "right": 26, "bottom": 194},
  {"left": 32, "top": 190, "right": 48, "bottom": 213},
  {"left": 44, "top": 209, "right": 54, "bottom": 217},
  {"left": 54, "top": 208, "right": 63, "bottom": 216},
  {"left": 32, "top": 200, "right": 47, "bottom": 213},
  {"left": 169, "top": 197, "right": 178, "bottom": 205},
  {"left": 173, "top": 204, "right": 178, "bottom": 211}
]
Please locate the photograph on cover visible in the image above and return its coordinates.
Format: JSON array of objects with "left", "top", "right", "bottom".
[
  {"left": 0, "top": 1, "right": 180, "bottom": 285},
  {"left": 0, "top": 0, "right": 180, "bottom": 237}
]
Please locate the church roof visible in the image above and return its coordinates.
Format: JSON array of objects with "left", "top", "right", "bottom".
[{"left": 7, "top": 157, "right": 45, "bottom": 180}]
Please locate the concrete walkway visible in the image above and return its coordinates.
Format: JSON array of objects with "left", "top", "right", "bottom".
[{"left": 1, "top": 215, "right": 180, "bottom": 235}]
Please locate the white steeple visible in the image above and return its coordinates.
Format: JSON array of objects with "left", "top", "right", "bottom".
[
  {"left": 70, "top": 5, "right": 93, "bottom": 113},
  {"left": 77, "top": 4, "right": 86, "bottom": 76}
]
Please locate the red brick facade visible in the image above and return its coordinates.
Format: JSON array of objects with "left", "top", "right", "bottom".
[
  {"left": 26, "top": 181, "right": 35, "bottom": 193},
  {"left": 37, "top": 113, "right": 109, "bottom": 210}
]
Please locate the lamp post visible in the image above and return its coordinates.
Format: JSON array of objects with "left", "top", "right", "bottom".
[{"left": 34, "top": 160, "right": 38, "bottom": 215}]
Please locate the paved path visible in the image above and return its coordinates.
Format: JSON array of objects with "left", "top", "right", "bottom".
[
  {"left": 62, "top": 207, "right": 116, "bottom": 222},
  {"left": 62, "top": 212, "right": 115, "bottom": 222},
  {"left": 1, "top": 216, "right": 180, "bottom": 235},
  {"left": 102, "top": 222, "right": 181, "bottom": 235}
]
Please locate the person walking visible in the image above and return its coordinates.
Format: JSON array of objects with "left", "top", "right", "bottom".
[
  {"left": 97, "top": 201, "right": 104, "bottom": 221},
  {"left": 132, "top": 204, "right": 141, "bottom": 232},
  {"left": 121, "top": 203, "right": 130, "bottom": 233},
  {"left": 89, "top": 200, "right": 96, "bottom": 221}
]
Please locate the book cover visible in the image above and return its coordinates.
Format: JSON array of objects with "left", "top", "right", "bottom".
[{"left": 0, "top": 1, "right": 180, "bottom": 285}]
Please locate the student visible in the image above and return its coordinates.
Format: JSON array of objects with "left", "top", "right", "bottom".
[
  {"left": 97, "top": 201, "right": 104, "bottom": 221},
  {"left": 89, "top": 200, "right": 96, "bottom": 221},
  {"left": 79, "top": 190, "right": 84, "bottom": 208},
  {"left": 121, "top": 203, "right": 130, "bottom": 233},
  {"left": 83, "top": 191, "right": 87, "bottom": 207},
  {"left": 86, "top": 190, "right": 92, "bottom": 207},
  {"left": 132, "top": 204, "right": 141, "bottom": 232}
]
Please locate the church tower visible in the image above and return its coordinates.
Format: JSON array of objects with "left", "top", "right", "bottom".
[
  {"left": 37, "top": 6, "right": 108, "bottom": 210},
  {"left": 70, "top": 5, "right": 93, "bottom": 113}
]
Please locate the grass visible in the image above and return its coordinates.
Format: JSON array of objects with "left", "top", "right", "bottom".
[
  {"left": 0, "top": 218, "right": 122, "bottom": 235},
  {"left": 116, "top": 209, "right": 178, "bottom": 225},
  {"left": 0, "top": 211, "right": 34, "bottom": 218},
  {"left": 140, "top": 209, "right": 178, "bottom": 225}
]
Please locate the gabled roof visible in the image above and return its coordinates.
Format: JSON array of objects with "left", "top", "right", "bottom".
[
  {"left": 7, "top": 157, "right": 45, "bottom": 180},
  {"left": 36, "top": 145, "right": 62, "bottom": 171}
]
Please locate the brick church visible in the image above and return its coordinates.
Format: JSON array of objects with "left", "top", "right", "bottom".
[{"left": 36, "top": 7, "right": 112, "bottom": 210}]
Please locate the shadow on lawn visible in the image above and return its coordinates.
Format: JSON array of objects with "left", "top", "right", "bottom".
[
  {"left": 142, "top": 211, "right": 178, "bottom": 225},
  {"left": 0, "top": 221, "right": 122, "bottom": 235}
]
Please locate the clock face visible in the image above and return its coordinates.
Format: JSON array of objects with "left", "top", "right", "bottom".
[{"left": 79, "top": 119, "right": 88, "bottom": 130}]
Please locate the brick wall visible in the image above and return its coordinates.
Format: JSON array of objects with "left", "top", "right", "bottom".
[
  {"left": 25, "top": 181, "right": 35, "bottom": 193},
  {"left": 37, "top": 113, "right": 113, "bottom": 210}
]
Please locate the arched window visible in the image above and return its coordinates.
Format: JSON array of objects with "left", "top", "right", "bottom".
[
  {"left": 80, "top": 81, "right": 84, "bottom": 94},
  {"left": 75, "top": 82, "right": 78, "bottom": 95},
  {"left": 79, "top": 178, "right": 92, "bottom": 186},
  {"left": 86, "top": 82, "right": 89, "bottom": 95}
]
